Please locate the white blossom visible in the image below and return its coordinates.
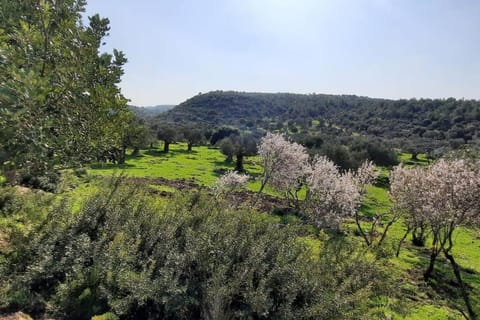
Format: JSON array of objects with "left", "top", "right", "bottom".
[
  {"left": 257, "top": 132, "right": 309, "bottom": 199},
  {"left": 304, "top": 156, "right": 367, "bottom": 229},
  {"left": 215, "top": 170, "right": 249, "bottom": 195}
]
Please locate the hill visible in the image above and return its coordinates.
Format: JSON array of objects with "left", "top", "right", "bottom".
[{"left": 160, "top": 91, "right": 480, "bottom": 154}]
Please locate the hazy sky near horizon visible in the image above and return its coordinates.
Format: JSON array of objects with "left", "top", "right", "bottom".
[{"left": 84, "top": 0, "right": 480, "bottom": 106}]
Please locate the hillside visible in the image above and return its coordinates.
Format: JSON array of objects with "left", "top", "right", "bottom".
[{"left": 160, "top": 91, "right": 480, "bottom": 153}]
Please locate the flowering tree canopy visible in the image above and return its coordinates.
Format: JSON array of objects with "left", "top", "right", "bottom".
[
  {"left": 304, "top": 157, "right": 378, "bottom": 230},
  {"left": 390, "top": 158, "right": 480, "bottom": 319},
  {"left": 257, "top": 132, "right": 309, "bottom": 201},
  {"left": 215, "top": 170, "right": 249, "bottom": 195}
]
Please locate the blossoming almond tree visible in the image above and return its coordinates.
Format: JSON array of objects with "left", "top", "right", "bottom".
[
  {"left": 258, "top": 133, "right": 379, "bottom": 232},
  {"left": 390, "top": 165, "right": 431, "bottom": 253},
  {"left": 304, "top": 157, "right": 378, "bottom": 231},
  {"left": 257, "top": 133, "right": 309, "bottom": 206},
  {"left": 215, "top": 171, "right": 249, "bottom": 195},
  {"left": 391, "top": 159, "right": 480, "bottom": 319}
]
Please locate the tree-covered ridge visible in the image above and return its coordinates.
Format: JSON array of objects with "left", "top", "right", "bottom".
[{"left": 162, "top": 91, "right": 480, "bottom": 152}]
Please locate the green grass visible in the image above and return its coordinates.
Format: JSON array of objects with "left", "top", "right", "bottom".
[
  {"left": 398, "top": 153, "right": 431, "bottom": 166},
  {"left": 89, "top": 143, "right": 262, "bottom": 187},
  {"left": 88, "top": 143, "right": 289, "bottom": 197},
  {"left": 348, "top": 177, "right": 480, "bottom": 319}
]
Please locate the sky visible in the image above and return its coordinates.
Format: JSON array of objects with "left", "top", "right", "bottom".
[{"left": 84, "top": 0, "right": 480, "bottom": 106}]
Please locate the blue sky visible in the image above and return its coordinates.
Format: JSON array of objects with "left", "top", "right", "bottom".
[{"left": 84, "top": 0, "right": 480, "bottom": 106}]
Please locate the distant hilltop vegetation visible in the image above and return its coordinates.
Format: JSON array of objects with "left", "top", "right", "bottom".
[
  {"left": 159, "top": 90, "right": 480, "bottom": 153},
  {"left": 129, "top": 104, "right": 175, "bottom": 118}
]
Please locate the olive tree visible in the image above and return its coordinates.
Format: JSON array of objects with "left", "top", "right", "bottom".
[
  {"left": 219, "top": 133, "right": 257, "bottom": 172},
  {"left": 156, "top": 125, "right": 177, "bottom": 152},
  {"left": 181, "top": 126, "right": 205, "bottom": 152}
]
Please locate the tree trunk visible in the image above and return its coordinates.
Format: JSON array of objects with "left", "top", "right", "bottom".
[
  {"left": 412, "top": 226, "right": 426, "bottom": 247},
  {"left": 164, "top": 141, "right": 170, "bottom": 153},
  {"left": 355, "top": 213, "right": 371, "bottom": 246},
  {"left": 444, "top": 252, "right": 477, "bottom": 320},
  {"left": 131, "top": 147, "right": 140, "bottom": 156},
  {"left": 118, "top": 146, "right": 126, "bottom": 164},
  {"left": 424, "top": 251, "right": 438, "bottom": 281},
  {"left": 411, "top": 153, "right": 418, "bottom": 160},
  {"left": 187, "top": 142, "right": 193, "bottom": 152},
  {"left": 225, "top": 154, "right": 233, "bottom": 163},
  {"left": 235, "top": 154, "right": 244, "bottom": 172},
  {"left": 396, "top": 227, "right": 411, "bottom": 257}
]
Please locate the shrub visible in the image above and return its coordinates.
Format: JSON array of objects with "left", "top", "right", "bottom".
[{"left": 1, "top": 178, "right": 393, "bottom": 319}]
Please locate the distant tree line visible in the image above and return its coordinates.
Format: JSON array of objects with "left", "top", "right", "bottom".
[{"left": 159, "top": 91, "right": 480, "bottom": 159}]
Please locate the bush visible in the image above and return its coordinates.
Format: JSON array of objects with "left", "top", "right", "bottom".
[
  {"left": 20, "top": 171, "right": 61, "bottom": 193},
  {"left": 1, "top": 178, "right": 393, "bottom": 319}
]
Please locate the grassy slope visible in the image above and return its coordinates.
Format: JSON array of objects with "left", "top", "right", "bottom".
[{"left": 89, "top": 143, "right": 281, "bottom": 195}]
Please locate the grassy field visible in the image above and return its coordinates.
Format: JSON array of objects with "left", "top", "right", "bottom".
[
  {"left": 90, "top": 143, "right": 249, "bottom": 185},
  {"left": 89, "top": 143, "right": 282, "bottom": 195}
]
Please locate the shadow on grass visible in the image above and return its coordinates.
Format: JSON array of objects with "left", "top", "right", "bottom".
[
  {"left": 212, "top": 160, "right": 234, "bottom": 168},
  {"left": 402, "top": 243, "right": 480, "bottom": 315},
  {"left": 143, "top": 148, "right": 199, "bottom": 157},
  {"left": 403, "top": 158, "right": 431, "bottom": 166},
  {"left": 374, "top": 175, "right": 390, "bottom": 189}
]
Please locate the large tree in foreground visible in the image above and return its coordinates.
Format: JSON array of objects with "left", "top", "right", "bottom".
[
  {"left": 391, "top": 159, "right": 480, "bottom": 319},
  {"left": 0, "top": 0, "right": 129, "bottom": 183}
]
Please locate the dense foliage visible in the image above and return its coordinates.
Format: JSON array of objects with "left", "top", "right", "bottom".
[
  {"left": 0, "top": 179, "right": 391, "bottom": 319},
  {"left": 0, "top": 0, "right": 129, "bottom": 182},
  {"left": 160, "top": 91, "right": 480, "bottom": 166}
]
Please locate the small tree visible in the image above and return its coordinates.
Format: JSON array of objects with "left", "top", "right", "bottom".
[
  {"left": 390, "top": 165, "right": 430, "bottom": 252},
  {"left": 181, "top": 126, "right": 205, "bottom": 151},
  {"left": 219, "top": 134, "right": 258, "bottom": 172},
  {"left": 214, "top": 171, "right": 249, "bottom": 207},
  {"left": 257, "top": 132, "right": 309, "bottom": 206},
  {"left": 156, "top": 126, "right": 177, "bottom": 152},
  {"left": 391, "top": 159, "right": 480, "bottom": 319},
  {"left": 119, "top": 117, "right": 154, "bottom": 163},
  {"left": 303, "top": 156, "right": 362, "bottom": 230},
  {"left": 233, "top": 134, "right": 258, "bottom": 172},
  {"left": 218, "top": 138, "right": 234, "bottom": 163}
]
